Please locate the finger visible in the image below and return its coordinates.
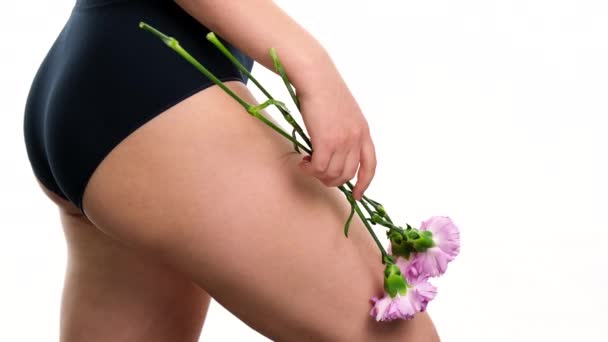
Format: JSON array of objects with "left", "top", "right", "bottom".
[
  {"left": 299, "top": 146, "right": 333, "bottom": 177},
  {"left": 339, "top": 148, "right": 360, "bottom": 186},
  {"left": 321, "top": 146, "right": 349, "bottom": 186},
  {"left": 352, "top": 136, "right": 376, "bottom": 200},
  {"left": 297, "top": 155, "right": 311, "bottom": 167}
]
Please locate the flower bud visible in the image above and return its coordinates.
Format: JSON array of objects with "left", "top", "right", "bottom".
[
  {"left": 412, "top": 230, "right": 435, "bottom": 252},
  {"left": 406, "top": 230, "right": 420, "bottom": 240},
  {"left": 389, "top": 231, "right": 413, "bottom": 259},
  {"left": 371, "top": 213, "right": 383, "bottom": 224},
  {"left": 383, "top": 264, "right": 408, "bottom": 297},
  {"left": 377, "top": 205, "right": 387, "bottom": 217},
  {"left": 388, "top": 231, "right": 402, "bottom": 244}
]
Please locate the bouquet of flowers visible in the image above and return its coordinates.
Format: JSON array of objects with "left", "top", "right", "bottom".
[{"left": 139, "top": 22, "right": 460, "bottom": 322}]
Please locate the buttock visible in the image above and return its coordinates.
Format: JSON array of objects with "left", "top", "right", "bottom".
[{"left": 23, "top": 0, "right": 254, "bottom": 217}]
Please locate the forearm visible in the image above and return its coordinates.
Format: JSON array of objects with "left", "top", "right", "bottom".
[{"left": 174, "top": 0, "right": 336, "bottom": 95}]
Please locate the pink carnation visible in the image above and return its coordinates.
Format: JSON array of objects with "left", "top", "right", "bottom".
[
  {"left": 394, "top": 254, "right": 424, "bottom": 283},
  {"left": 369, "top": 276, "right": 437, "bottom": 322},
  {"left": 410, "top": 216, "right": 460, "bottom": 277}
]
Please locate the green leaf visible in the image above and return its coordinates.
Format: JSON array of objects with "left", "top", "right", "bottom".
[
  {"left": 291, "top": 128, "right": 300, "bottom": 153},
  {"left": 343, "top": 198, "right": 356, "bottom": 238}
]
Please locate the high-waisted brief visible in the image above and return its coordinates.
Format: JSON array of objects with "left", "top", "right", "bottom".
[{"left": 23, "top": 0, "right": 254, "bottom": 216}]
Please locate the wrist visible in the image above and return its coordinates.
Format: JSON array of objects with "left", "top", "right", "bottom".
[{"left": 284, "top": 46, "right": 336, "bottom": 98}]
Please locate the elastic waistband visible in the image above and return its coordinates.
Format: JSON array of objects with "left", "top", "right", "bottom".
[{"left": 74, "top": 0, "right": 134, "bottom": 9}]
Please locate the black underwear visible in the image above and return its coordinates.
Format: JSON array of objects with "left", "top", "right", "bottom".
[{"left": 23, "top": 0, "right": 254, "bottom": 217}]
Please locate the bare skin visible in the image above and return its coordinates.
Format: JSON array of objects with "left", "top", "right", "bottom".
[
  {"left": 32, "top": 80, "right": 442, "bottom": 341},
  {"left": 176, "top": 0, "right": 378, "bottom": 200},
  {"left": 39, "top": 182, "right": 210, "bottom": 341},
  {"left": 36, "top": 2, "right": 441, "bottom": 340}
]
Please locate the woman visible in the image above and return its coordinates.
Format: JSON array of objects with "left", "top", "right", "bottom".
[{"left": 23, "top": 0, "right": 440, "bottom": 340}]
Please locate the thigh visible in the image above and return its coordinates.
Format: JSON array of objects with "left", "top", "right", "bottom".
[
  {"left": 82, "top": 80, "right": 440, "bottom": 341},
  {"left": 59, "top": 208, "right": 210, "bottom": 342}
]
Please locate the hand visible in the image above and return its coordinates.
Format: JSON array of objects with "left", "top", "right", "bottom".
[{"left": 296, "top": 73, "right": 377, "bottom": 201}]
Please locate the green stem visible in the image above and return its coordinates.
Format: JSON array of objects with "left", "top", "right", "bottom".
[
  {"left": 360, "top": 199, "right": 376, "bottom": 219},
  {"left": 269, "top": 48, "right": 300, "bottom": 110},
  {"left": 342, "top": 191, "right": 357, "bottom": 237},
  {"left": 249, "top": 107, "right": 311, "bottom": 153},
  {"left": 206, "top": 32, "right": 312, "bottom": 149},
  {"left": 373, "top": 216, "right": 404, "bottom": 233},
  {"left": 345, "top": 181, "right": 393, "bottom": 225},
  {"left": 381, "top": 212, "right": 394, "bottom": 224},
  {"left": 140, "top": 22, "right": 311, "bottom": 154},
  {"left": 344, "top": 183, "right": 375, "bottom": 218},
  {"left": 291, "top": 128, "right": 300, "bottom": 153},
  {"left": 139, "top": 22, "right": 249, "bottom": 109},
  {"left": 360, "top": 191, "right": 394, "bottom": 224},
  {"left": 362, "top": 194, "right": 381, "bottom": 206},
  {"left": 338, "top": 185, "right": 390, "bottom": 264},
  {"left": 141, "top": 22, "right": 391, "bottom": 264}
]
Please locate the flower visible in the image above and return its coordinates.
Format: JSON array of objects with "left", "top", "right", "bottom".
[
  {"left": 369, "top": 290, "right": 419, "bottom": 321},
  {"left": 410, "top": 216, "right": 460, "bottom": 277},
  {"left": 394, "top": 254, "right": 423, "bottom": 283},
  {"left": 369, "top": 276, "right": 437, "bottom": 322},
  {"left": 413, "top": 277, "right": 438, "bottom": 308}
]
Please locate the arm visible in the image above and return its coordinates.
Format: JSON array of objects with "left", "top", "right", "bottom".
[
  {"left": 173, "top": 0, "right": 333, "bottom": 94},
  {"left": 174, "top": 0, "right": 377, "bottom": 200}
]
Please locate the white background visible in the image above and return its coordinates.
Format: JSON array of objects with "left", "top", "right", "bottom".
[{"left": 1, "top": 0, "right": 607, "bottom": 341}]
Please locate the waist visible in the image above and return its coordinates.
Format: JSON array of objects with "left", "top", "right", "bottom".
[
  {"left": 75, "top": 0, "right": 128, "bottom": 8},
  {"left": 74, "top": 0, "right": 163, "bottom": 9}
]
